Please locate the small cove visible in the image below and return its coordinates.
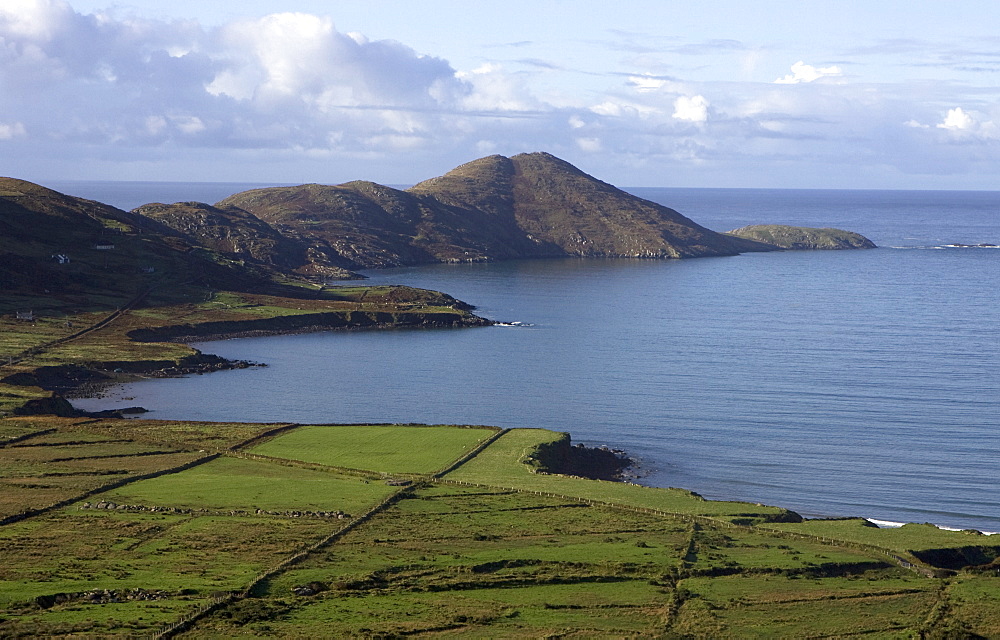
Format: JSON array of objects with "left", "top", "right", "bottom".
[{"left": 72, "top": 187, "right": 1000, "bottom": 533}]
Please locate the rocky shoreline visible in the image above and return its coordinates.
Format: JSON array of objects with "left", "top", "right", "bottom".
[
  {"left": 527, "top": 433, "right": 636, "bottom": 482},
  {"left": 127, "top": 309, "right": 493, "bottom": 344}
]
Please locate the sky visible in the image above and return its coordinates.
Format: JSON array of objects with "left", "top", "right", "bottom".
[{"left": 1, "top": 0, "right": 999, "bottom": 189}]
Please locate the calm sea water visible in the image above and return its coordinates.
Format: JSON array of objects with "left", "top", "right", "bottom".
[{"left": 69, "top": 184, "right": 1000, "bottom": 533}]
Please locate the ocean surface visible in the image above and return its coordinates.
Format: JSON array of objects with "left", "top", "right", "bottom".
[{"left": 68, "top": 183, "right": 1000, "bottom": 533}]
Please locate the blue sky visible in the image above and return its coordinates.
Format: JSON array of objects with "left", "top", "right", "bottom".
[{"left": 2, "top": 1, "right": 999, "bottom": 189}]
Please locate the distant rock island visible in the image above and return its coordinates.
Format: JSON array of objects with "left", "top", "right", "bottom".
[
  {"left": 726, "top": 224, "right": 877, "bottom": 250},
  {"left": 2, "top": 152, "right": 876, "bottom": 292}
]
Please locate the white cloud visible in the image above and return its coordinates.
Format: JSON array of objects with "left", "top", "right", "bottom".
[
  {"left": 173, "top": 115, "right": 206, "bottom": 135},
  {"left": 0, "top": 121, "right": 27, "bottom": 139},
  {"left": 774, "top": 61, "right": 843, "bottom": 84},
  {"left": 455, "top": 63, "right": 540, "bottom": 111},
  {"left": 672, "top": 95, "right": 709, "bottom": 122},
  {"left": 0, "top": 2, "right": 997, "bottom": 188},
  {"left": 628, "top": 75, "right": 666, "bottom": 93},
  {"left": 937, "top": 107, "right": 975, "bottom": 131},
  {"left": 590, "top": 100, "right": 659, "bottom": 118},
  {"left": 934, "top": 107, "right": 999, "bottom": 140}
]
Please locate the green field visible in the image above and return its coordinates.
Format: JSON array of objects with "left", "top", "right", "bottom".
[
  {"left": 250, "top": 424, "right": 497, "bottom": 474},
  {"left": 99, "top": 456, "right": 398, "bottom": 513},
  {"left": 0, "top": 417, "right": 998, "bottom": 637}
]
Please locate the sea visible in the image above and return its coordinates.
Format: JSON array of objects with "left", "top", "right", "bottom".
[{"left": 61, "top": 181, "right": 1000, "bottom": 534}]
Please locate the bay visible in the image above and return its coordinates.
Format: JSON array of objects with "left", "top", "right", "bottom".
[{"left": 71, "top": 186, "right": 1000, "bottom": 533}]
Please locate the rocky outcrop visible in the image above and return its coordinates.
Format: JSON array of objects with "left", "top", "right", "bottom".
[
  {"left": 725, "top": 225, "right": 876, "bottom": 250},
  {"left": 525, "top": 432, "right": 634, "bottom": 481}
]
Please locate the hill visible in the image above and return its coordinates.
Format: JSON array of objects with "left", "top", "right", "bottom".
[
  {"left": 134, "top": 201, "right": 359, "bottom": 280},
  {"left": 0, "top": 177, "right": 491, "bottom": 418},
  {"left": 0, "top": 177, "right": 280, "bottom": 314},
  {"left": 217, "top": 152, "right": 775, "bottom": 268}
]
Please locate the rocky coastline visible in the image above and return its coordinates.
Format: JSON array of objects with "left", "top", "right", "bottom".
[{"left": 527, "top": 433, "right": 636, "bottom": 482}]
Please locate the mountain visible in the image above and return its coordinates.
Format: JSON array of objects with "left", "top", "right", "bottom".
[
  {"left": 411, "top": 152, "right": 762, "bottom": 259},
  {"left": 216, "top": 152, "right": 771, "bottom": 268}
]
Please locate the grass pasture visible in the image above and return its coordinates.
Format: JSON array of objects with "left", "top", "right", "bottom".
[
  {"left": 250, "top": 423, "right": 498, "bottom": 475},
  {"left": 63, "top": 418, "right": 294, "bottom": 451},
  {"left": 675, "top": 587, "right": 938, "bottom": 638},
  {"left": 0, "top": 510, "right": 336, "bottom": 638},
  {"left": 1, "top": 418, "right": 997, "bottom": 637},
  {"left": 193, "top": 480, "right": 946, "bottom": 638},
  {"left": 0, "top": 418, "right": 216, "bottom": 519},
  {"left": 98, "top": 455, "right": 397, "bottom": 514}
]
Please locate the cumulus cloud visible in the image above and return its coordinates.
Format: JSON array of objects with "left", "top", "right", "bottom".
[
  {"left": 934, "top": 107, "right": 999, "bottom": 140},
  {"left": 672, "top": 95, "right": 709, "bottom": 122},
  {"left": 455, "top": 63, "right": 541, "bottom": 111},
  {"left": 937, "top": 107, "right": 975, "bottom": 131},
  {"left": 0, "top": 1, "right": 478, "bottom": 154},
  {"left": 774, "top": 61, "right": 844, "bottom": 84}
]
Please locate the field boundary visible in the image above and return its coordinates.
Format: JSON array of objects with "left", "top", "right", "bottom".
[
  {"left": 148, "top": 483, "right": 421, "bottom": 639},
  {"left": 0, "top": 452, "right": 219, "bottom": 527},
  {"left": 0, "top": 428, "right": 57, "bottom": 448},
  {"left": 434, "top": 428, "right": 510, "bottom": 478}
]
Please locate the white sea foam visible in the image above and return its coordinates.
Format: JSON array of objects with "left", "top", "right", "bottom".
[
  {"left": 867, "top": 518, "right": 999, "bottom": 535},
  {"left": 867, "top": 519, "right": 906, "bottom": 528}
]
